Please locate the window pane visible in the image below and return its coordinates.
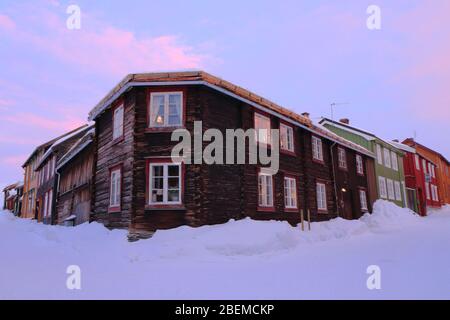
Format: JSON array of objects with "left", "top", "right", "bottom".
[
  {"left": 152, "top": 95, "right": 165, "bottom": 125},
  {"left": 152, "top": 165, "right": 163, "bottom": 177},
  {"left": 152, "top": 189, "right": 164, "bottom": 203},
  {"left": 168, "top": 177, "right": 179, "bottom": 188},
  {"left": 152, "top": 177, "right": 163, "bottom": 189},
  {"left": 168, "top": 189, "right": 180, "bottom": 202},
  {"left": 168, "top": 165, "right": 179, "bottom": 177}
]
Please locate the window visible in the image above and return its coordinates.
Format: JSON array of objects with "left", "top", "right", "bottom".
[
  {"left": 359, "top": 189, "right": 368, "bottom": 211},
  {"left": 149, "top": 163, "right": 182, "bottom": 205},
  {"left": 415, "top": 155, "right": 420, "bottom": 170},
  {"left": 422, "top": 159, "right": 427, "bottom": 173},
  {"left": 149, "top": 92, "right": 183, "bottom": 127},
  {"left": 425, "top": 182, "right": 431, "bottom": 200},
  {"left": 376, "top": 144, "right": 383, "bottom": 165},
  {"left": 113, "top": 104, "right": 124, "bottom": 139},
  {"left": 434, "top": 185, "right": 439, "bottom": 201},
  {"left": 258, "top": 170, "right": 274, "bottom": 208},
  {"left": 254, "top": 113, "right": 271, "bottom": 145},
  {"left": 356, "top": 155, "right": 364, "bottom": 175},
  {"left": 431, "top": 165, "right": 436, "bottom": 178},
  {"left": 284, "top": 177, "right": 297, "bottom": 209},
  {"left": 431, "top": 185, "right": 436, "bottom": 201},
  {"left": 43, "top": 192, "right": 48, "bottom": 219},
  {"left": 378, "top": 177, "right": 387, "bottom": 199},
  {"left": 47, "top": 190, "right": 53, "bottom": 218},
  {"left": 312, "top": 136, "right": 323, "bottom": 161},
  {"left": 338, "top": 148, "right": 347, "bottom": 169},
  {"left": 387, "top": 179, "right": 395, "bottom": 200},
  {"left": 391, "top": 151, "right": 398, "bottom": 171},
  {"left": 431, "top": 185, "right": 439, "bottom": 202},
  {"left": 109, "top": 168, "right": 121, "bottom": 209},
  {"left": 394, "top": 181, "right": 402, "bottom": 201},
  {"left": 383, "top": 148, "right": 391, "bottom": 168},
  {"left": 280, "top": 123, "right": 294, "bottom": 152},
  {"left": 316, "top": 182, "right": 327, "bottom": 212}
]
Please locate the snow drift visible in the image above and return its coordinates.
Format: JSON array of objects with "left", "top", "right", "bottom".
[{"left": 1, "top": 200, "right": 450, "bottom": 299}]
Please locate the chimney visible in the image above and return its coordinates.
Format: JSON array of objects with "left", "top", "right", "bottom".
[
  {"left": 301, "top": 112, "right": 310, "bottom": 119},
  {"left": 339, "top": 118, "right": 349, "bottom": 124},
  {"left": 393, "top": 139, "right": 399, "bottom": 143}
]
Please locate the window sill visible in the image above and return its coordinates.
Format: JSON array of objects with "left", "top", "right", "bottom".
[
  {"left": 108, "top": 206, "right": 121, "bottom": 213},
  {"left": 111, "top": 136, "right": 124, "bottom": 145},
  {"left": 280, "top": 149, "right": 296, "bottom": 157},
  {"left": 145, "top": 205, "right": 186, "bottom": 211},
  {"left": 145, "top": 126, "right": 185, "bottom": 133},
  {"left": 257, "top": 206, "right": 276, "bottom": 213},
  {"left": 318, "top": 209, "right": 328, "bottom": 214},
  {"left": 284, "top": 207, "right": 299, "bottom": 213},
  {"left": 312, "top": 158, "right": 325, "bottom": 165}
]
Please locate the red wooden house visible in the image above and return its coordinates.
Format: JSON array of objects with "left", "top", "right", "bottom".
[{"left": 391, "top": 140, "right": 441, "bottom": 216}]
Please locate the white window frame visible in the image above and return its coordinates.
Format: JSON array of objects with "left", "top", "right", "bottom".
[
  {"left": 338, "top": 147, "right": 347, "bottom": 169},
  {"left": 254, "top": 113, "right": 272, "bottom": 145},
  {"left": 394, "top": 181, "right": 402, "bottom": 201},
  {"left": 149, "top": 92, "right": 183, "bottom": 128},
  {"left": 47, "top": 190, "right": 53, "bottom": 218},
  {"left": 425, "top": 182, "right": 430, "bottom": 200},
  {"left": 113, "top": 104, "right": 124, "bottom": 140},
  {"left": 356, "top": 155, "right": 364, "bottom": 175},
  {"left": 383, "top": 148, "right": 391, "bottom": 169},
  {"left": 109, "top": 168, "right": 121, "bottom": 208},
  {"left": 258, "top": 170, "right": 274, "bottom": 208},
  {"left": 316, "top": 182, "right": 327, "bottom": 212},
  {"left": 376, "top": 144, "right": 383, "bottom": 165},
  {"left": 359, "top": 189, "right": 368, "bottom": 211},
  {"left": 415, "top": 155, "right": 420, "bottom": 171},
  {"left": 422, "top": 159, "right": 427, "bottom": 173},
  {"left": 148, "top": 163, "right": 182, "bottom": 205},
  {"left": 378, "top": 177, "right": 387, "bottom": 199},
  {"left": 284, "top": 177, "right": 297, "bottom": 209},
  {"left": 391, "top": 151, "right": 398, "bottom": 171},
  {"left": 387, "top": 179, "right": 395, "bottom": 200},
  {"left": 280, "top": 123, "right": 294, "bottom": 152},
  {"left": 312, "top": 136, "right": 323, "bottom": 162}
]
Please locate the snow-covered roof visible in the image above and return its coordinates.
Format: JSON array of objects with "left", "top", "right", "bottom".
[
  {"left": 319, "top": 118, "right": 376, "bottom": 141},
  {"left": 315, "top": 124, "right": 375, "bottom": 158},
  {"left": 57, "top": 126, "right": 95, "bottom": 170},
  {"left": 36, "top": 124, "right": 91, "bottom": 169},
  {"left": 389, "top": 141, "right": 416, "bottom": 154}
]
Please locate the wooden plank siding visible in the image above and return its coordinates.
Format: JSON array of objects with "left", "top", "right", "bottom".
[{"left": 91, "top": 83, "right": 374, "bottom": 239}]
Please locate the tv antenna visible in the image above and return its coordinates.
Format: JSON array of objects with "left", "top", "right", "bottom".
[{"left": 330, "top": 102, "right": 350, "bottom": 120}]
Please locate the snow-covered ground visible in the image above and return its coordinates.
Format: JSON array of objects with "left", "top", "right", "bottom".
[{"left": 1, "top": 201, "right": 450, "bottom": 300}]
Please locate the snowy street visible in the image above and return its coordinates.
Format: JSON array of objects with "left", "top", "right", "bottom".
[{"left": 1, "top": 201, "right": 449, "bottom": 300}]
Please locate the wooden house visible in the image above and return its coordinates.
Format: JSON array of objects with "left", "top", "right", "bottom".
[
  {"left": 2, "top": 182, "right": 20, "bottom": 212},
  {"left": 34, "top": 125, "right": 90, "bottom": 224},
  {"left": 87, "top": 71, "right": 375, "bottom": 239},
  {"left": 402, "top": 138, "right": 450, "bottom": 207},
  {"left": 391, "top": 141, "right": 440, "bottom": 216},
  {"left": 320, "top": 118, "right": 407, "bottom": 208},
  {"left": 55, "top": 125, "right": 95, "bottom": 226}
]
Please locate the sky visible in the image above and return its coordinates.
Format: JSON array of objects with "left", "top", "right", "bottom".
[{"left": 0, "top": 0, "right": 449, "bottom": 187}]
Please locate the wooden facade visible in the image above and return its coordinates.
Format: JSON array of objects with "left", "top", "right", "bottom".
[
  {"left": 89, "top": 72, "right": 375, "bottom": 239},
  {"left": 35, "top": 125, "right": 90, "bottom": 224},
  {"left": 55, "top": 127, "right": 95, "bottom": 226}
]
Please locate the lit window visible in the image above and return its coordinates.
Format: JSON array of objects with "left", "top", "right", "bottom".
[
  {"left": 356, "top": 155, "right": 364, "bottom": 175},
  {"left": 254, "top": 113, "right": 271, "bottom": 145},
  {"left": 258, "top": 170, "right": 274, "bottom": 208},
  {"left": 280, "top": 123, "right": 294, "bottom": 152},
  {"left": 284, "top": 177, "right": 297, "bottom": 209},
  {"left": 109, "top": 168, "right": 121, "bottom": 209},
  {"left": 312, "top": 136, "right": 323, "bottom": 161},
  {"left": 149, "top": 163, "right": 182, "bottom": 205},
  {"left": 113, "top": 104, "right": 124, "bottom": 139},
  {"left": 149, "top": 92, "right": 183, "bottom": 127},
  {"left": 359, "top": 189, "right": 368, "bottom": 211},
  {"left": 316, "top": 182, "right": 327, "bottom": 212},
  {"left": 338, "top": 147, "right": 347, "bottom": 169}
]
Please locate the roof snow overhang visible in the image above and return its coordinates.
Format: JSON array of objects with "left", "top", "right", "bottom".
[{"left": 88, "top": 71, "right": 374, "bottom": 158}]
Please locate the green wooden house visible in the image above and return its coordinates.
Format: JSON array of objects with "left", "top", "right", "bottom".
[{"left": 319, "top": 118, "right": 407, "bottom": 208}]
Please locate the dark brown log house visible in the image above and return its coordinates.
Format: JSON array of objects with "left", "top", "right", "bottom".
[{"left": 87, "top": 71, "right": 375, "bottom": 239}]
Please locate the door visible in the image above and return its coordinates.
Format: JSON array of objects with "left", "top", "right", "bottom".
[{"left": 341, "top": 189, "right": 355, "bottom": 220}]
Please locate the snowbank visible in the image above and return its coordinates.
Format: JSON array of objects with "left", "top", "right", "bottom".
[{"left": 1, "top": 200, "right": 450, "bottom": 299}]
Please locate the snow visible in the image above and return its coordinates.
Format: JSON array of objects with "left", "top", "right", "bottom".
[{"left": 1, "top": 200, "right": 450, "bottom": 299}]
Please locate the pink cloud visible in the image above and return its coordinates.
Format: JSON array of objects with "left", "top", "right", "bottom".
[
  {"left": 0, "top": 154, "right": 27, "bottom": 167},
  {"left": 2, "top": 7, "right": 216, "bottom": 77},
  {"left": 0, "top": 14, "right": 15, "bottom": 31},
  {"left": 3, "top": 112, "right": 85, "bottom": 132}
]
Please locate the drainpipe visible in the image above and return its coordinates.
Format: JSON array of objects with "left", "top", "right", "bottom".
[
  {"left": 330, "top": 142, "right": 340, "bottom": 217},
  {"left": 54, "top": 169, "right": 61, "bottom": 225}
]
